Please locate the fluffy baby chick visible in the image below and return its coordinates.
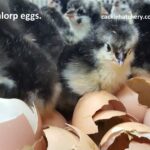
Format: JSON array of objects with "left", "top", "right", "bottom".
[
  {"left": 110, "top": 0, "right": 133, "bottom": 17},
  {"left": 60, "top": 0, "right": 70, "bottom": 13},
  {"left": 41, "top": 1, "right": 73, "bottom": 52},
  {"left": 131, "top": 2, "right": 150, "bottom": 75},
  {"left": 0, "top": 0, "right": 64, "bottom": 122},
  {"left": 101, "top": 0, "right": 114, "bottom": 13},
  {"left": 60, "top": 19, "right": 139, "bottom": 94},
  {"left": 108, "top": 1, "right": 150, "bottom": 76},
  {"left": 0, "top": 0, "right": 58, "bottom": 104},
  {"left": 64, "top": 0, "right": 101, "bottom": 44},
  {"left": 42, "top": 0, "right": 101, "bottom": 45},
  {"left": 48, "top": 0, "right": 62, "bottom": 12},
  {"left": 101, "top": 0, "right": 133, "bottom": 14},
  {"left": 57, "top": 19, "right": 139, "bottom": 119},
  {"left": 41, "top": 0, "right": 70, "bottom": 31}
]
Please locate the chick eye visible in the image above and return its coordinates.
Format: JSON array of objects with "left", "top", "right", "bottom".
[
  {"left": 77, "top": 8, "right": 85, "bottom": 15},
  {"left": 107, "top": 44, "right": 111, "bottom": 52},
  {"left": 122, "top": 0, "right": 126, "bottom": 4},
  {"left": 54, "top": 0, "right": 59, "bottom": 3}
]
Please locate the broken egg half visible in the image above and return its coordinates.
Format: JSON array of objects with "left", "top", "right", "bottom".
[
  {"left": 100, "top": 122, "right": 150, "bottom": 150},
  {"left": 72, "top": 90, "right": 136, "bottom": 144},
  {"left": 44, "top": 124, "right": 99, "bottom": 150},
  {"left": 0, "top": 98, "right": 47, "bottom": 150}
]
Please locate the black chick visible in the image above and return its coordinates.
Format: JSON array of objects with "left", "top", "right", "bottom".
[
  {"left": 131, "top": 2, "right": 150, "bottom": 75},
  {"left": 48, "top": 0, "right": 63, "bottom": 12},
  {"left": 57, "top": 19, "right": 139, "bottom": 119},
  {"left": 63, "top": 0, "right": 101, "bottom": 44},
  {"left": 0, "top": 0, "right": 58, "bottom": 113},
  {"left": 101, "top": 0, "right": 114, "bottom": 13},
  {"left": 48, "top": 0, "right": 70, "bottom": 13},
  {"left": 41, "top": 1, "right": 70, "bottom": 32},
  {"left": 60, "top": 0, "right": 70, "bottom": 13}
]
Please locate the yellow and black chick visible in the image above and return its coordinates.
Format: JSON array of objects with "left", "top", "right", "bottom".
[
  {"left": 57, "top": 19, "right": 139, "bottom": 119},
  {"left": 63, "top": 0, "right": 101, "bottom": 44}
]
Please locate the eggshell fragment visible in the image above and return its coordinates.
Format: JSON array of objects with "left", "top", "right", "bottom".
[
  {"left": 0, "top": 115, "right": 35, "bottom": 150},
  {"left": 127, "top": 77, "right": 150, "bottom": 107},
  {"left": 93, "top": 110, "right": 137, "bottom": 137},
  {"left": 100, "top": 122, "right": 150, "bottom": 150},
  {"left": 0, "top": 98, "right": 46, "bottom": 150},
  {"left": 93, "top": 110, "right": 136, "bottom": 122},
  {"left": 89, "top": 110, "right": 137, "bottom": 145},
  {"left": 66, "top": 125, "right": 100, "bottom": 150},
  {"left": 116, "top": 85, "right": 148, "bottom": 122},
  {"left": 72, "top": 91, "right": 126, "bottom": 134},
  {"left": 44, "top": 125, "right": 99, "bottom": 150}
]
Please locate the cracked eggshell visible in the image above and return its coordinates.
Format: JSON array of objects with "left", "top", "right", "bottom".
[
  {"left": 90, "top": 110, "right": 137, "bottom": 145},
  {"left": 127, "top": 77, "right": 150, "bottom": 108},
  {"left": 44, "top": 124, "right": 99, "bottom": 150},
  {"left": 116, "top": 85, "right": 148, "bottom": 122},
  {"left": 72, "top": 91, "right": 126, "bottom": 134},
  {"left": 93, "top": 110, "right": 136, "bottom": 122},
  {"left": 93, "top": 110, "right": 137, "bottom": 134},
  {"left": 0, "top": 98, "right": 47, "bottom": 150},
  {"left": 100, "top": 122, "right": 150, "bottom": 150}
]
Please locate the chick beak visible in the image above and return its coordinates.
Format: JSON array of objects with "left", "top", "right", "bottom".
[
  {"left": 117, "top": 51, "right": 125, "bottom": 66},
  {"left": 101, "top": 6, "right": 109, "bottom": 16},
  {"left": 66, "top": 9, "right": 75, "bottom": 18}
]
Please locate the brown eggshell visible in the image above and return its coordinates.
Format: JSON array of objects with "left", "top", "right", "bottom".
[
  {"left": 116, "top": 85, "right": 148, "bottom": 122},
  {"left": 44, "top": 125, "right": 99, "bottom": 150},
  {"left": 89, "top": 110, "right": 136, "bottom": 145},
  {"left": 101, "top": 132, "right": 150, "bottom": 150},
  {"left": 0, "top": 98, "right": 46, "bottom": 150},
  {"left": 127, "top": 77, "right": 150, "bottom": 107},
  {"left": 93, "top": 110, "right": 136, "bottom": 122},
  {"left": 100, "top": 122, "right": 150, "bottom": 150},
  {"left": 93, "top": 110, "right": 137, "bottom": 136},
  {"left": 72, "top": 91, "right": 126, "bottom": 134},
  {"left": 0, "top": 115, "right": 34, "bottom": 150}
]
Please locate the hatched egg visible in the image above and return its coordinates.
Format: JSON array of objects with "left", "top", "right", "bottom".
[{"left": 0, "top": 98, "right": 46, "bottom": 150}]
